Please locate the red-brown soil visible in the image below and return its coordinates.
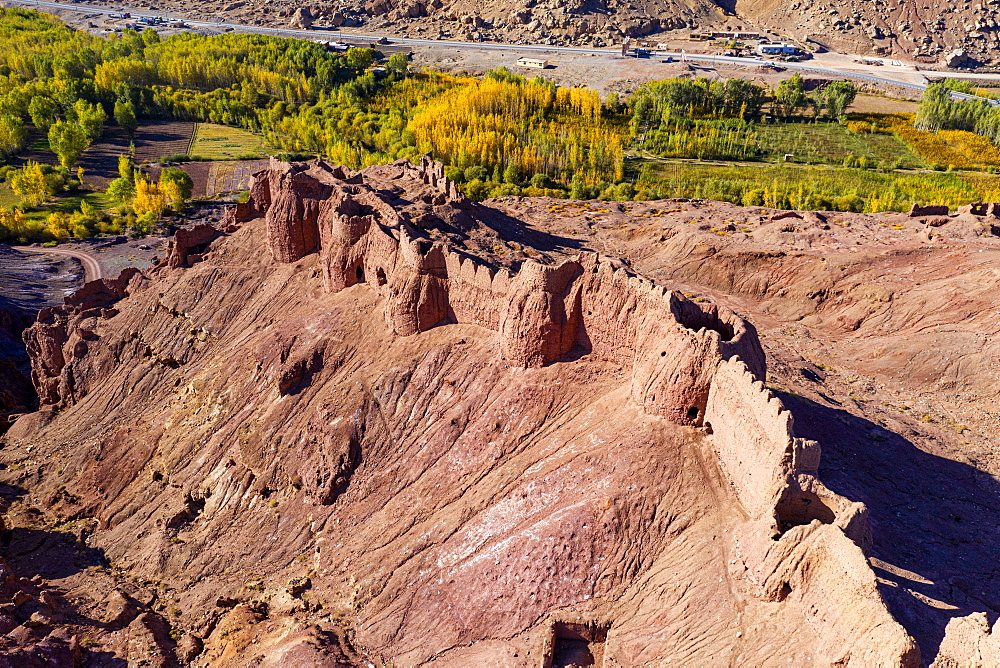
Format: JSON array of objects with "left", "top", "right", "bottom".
[
  {"left": 148, "top": 159, "right": 269, "bottom": 200},
  {"left": 133, "top": 120, "right": 196, "bottom": 164},
  {"left": 2, "top": 158, "right": 1000, "bottom": 665}
]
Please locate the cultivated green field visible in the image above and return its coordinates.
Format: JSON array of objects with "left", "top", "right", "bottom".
[
  {"left": 754, "top": 122, "right": 926, "bottom": 169},
  {"left": 637, "top": 161, "right": 997, "bottom": 213},
  {"left": 190, "top": 123, "right": 266, "bottom": 160}
]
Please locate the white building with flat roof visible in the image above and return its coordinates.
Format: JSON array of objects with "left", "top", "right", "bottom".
[
  {"left": 756, "top": 42, "right": 800, "bottom": 56},
  {"left": 516, "top": 57, "right": 548, "bottom": 69}
]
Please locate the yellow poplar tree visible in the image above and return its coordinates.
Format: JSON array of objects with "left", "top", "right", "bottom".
[
  {"left": 132, "top": 178, "right": 167, "bottom": 218},
  {"left": 45, "top": 212, "right": 72, "bottom": 239}
]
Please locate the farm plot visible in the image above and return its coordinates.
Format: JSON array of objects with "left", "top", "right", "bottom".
[
  {"left": 847, "top": 95, "right": 919, "bottom": 115},
  {"left": 78, "top": 126, "right": 131, "bottom": 189},
  {"left": 146, "top": 161, "right": 211, "bottom": 200},
  {"left": 754, "top": 122, "right": 924, "bottom": 168},
  {"left": 133, "top": 121, "right": 195, "bottom": 164},
  {"left": 145, "top": 159, "right": 266, "bottom": 200},
  {"left": 10, "top": 126, "right": 130, "bottom": 189},
  {"left": 0, "top": 183, "right": 18, "bottom": 208},
  {"left": 206, "top": 160, "right": 268, "bottom": 196},
  {"left": 638, "top": 161, "right": 985, "bottom": 213},
  {"left": 190, "top": 124, "right": 266, "bottom": 160}
]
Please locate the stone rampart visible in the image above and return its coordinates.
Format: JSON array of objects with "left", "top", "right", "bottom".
[{"left": 704, "top": 358, "right": 869, "bottom": 540}]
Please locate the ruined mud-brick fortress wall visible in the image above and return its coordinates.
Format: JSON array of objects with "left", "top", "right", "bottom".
[
  {"left": 235, "top": 156, "right": 870, "bottom": 536},
  {"left": 19, "top": 155, "right": 920, "bottom": 664},
  {"left": 240, "top": 155, "right": 766, "bottom": 426},
  {"left": 230, "top": 156, "right": 917, "bottom": 663}
]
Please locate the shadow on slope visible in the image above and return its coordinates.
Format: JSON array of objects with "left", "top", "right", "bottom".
[
  {"left": 778, "top": 391, "right": 1000, "bottom": 660},
  {"left": 475, "top": 203, "right": 587, "bottom": 255},
  {"left": 0, "top": 483, "right": 107, "bottom": 580}
]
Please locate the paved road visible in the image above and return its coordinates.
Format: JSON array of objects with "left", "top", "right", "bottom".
[
  {"left": 14, "top": 0, "right": 1000, "bottom": 103},
  {"left": 13, "top": 246, "right": 103, "bottom": 282}
]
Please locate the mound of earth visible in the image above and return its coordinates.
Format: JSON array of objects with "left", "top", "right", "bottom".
[{"left": 2, "top": 156, "right": 999, "bottom": 665}]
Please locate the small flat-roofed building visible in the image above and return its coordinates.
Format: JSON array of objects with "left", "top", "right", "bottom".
[
  {"left": 516, "top": 57, "right": 549, "bottom": 69},
  {"left": 756, "top": 42, "right": 800, "bottom": 56}
]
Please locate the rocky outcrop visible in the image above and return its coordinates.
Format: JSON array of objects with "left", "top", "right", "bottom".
[
  {"left": 251, "top": 161, "right": 355, "bottom": 263},
  {"left": 909, "top": 203, "right": 950, "bottom": 217},
  {"left": 932, "top": 613, "right": 1000, "bottom": 667},
  {"left": 163, "top": 223, "right": 220, "bottom": 268},
  {"left": 0, "top": 360, "right": 34, "bottom": 430},
  {"left": 958, "top": 201, "right": 1000, "bottom": 217},
  {"left": 289, "top": 6, "right": 314, "bottom": 28},
  {"left": 23, "top": 269, "right": 147, "bottom": 408}
]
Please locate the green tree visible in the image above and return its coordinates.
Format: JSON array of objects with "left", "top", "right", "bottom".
[
  {"left": 71, "top": 100, "right": 107, "bottom": 142},
  {"left": 462, "top": 179, "right": 489, "bottom": 200},
  {"left": 823, "top": 81, "right": 858, "bottom": 118},
  {"left": 503, "top": 163, "right": 521, "bottom": 184},
  {"left": 720, "top": 78, "right": 767, "bottom": 117},
  {"left": 386, "top": 52, "right": 408, "bottom": 79},
  {"left": 49, "top": 121, "right": 89, "bottom": 169},
  {"left": 9, "top": 161, "right": 56, "bottom": 206},
  {"left": 464, "top": 165, "right": 488, "bottom": 181},
  {"left": 605, "top": 92, "right": 621, "bottom": 115},
  {"left": 0, "top": 114, "right": 28, "bottom": 160},
  {"left": 28, "top": 96, "right": 57, "bottom": 132},
  {"left": 774, "top": 74, "right": 808, "bottom": 117},
  {"left": 160, "top": 167, "right": 193, "bottom": 211},
  {"left": 141, "top": 26, "right": 160, "bottom": 46},
  {"left": 345, "top": 47, "right": 375, "bottom": 72},
  {"left": 114, "top": 99, "right": 138, "bottom": 138},
  {"left": 106, "top": 175, "right": 135, "bottom": 205},
  {"left": 117, "top": 154, "right": 134, "bottom": 181},
  {"left": 530, "top": 173, "right": 554, "bottom": 189}
]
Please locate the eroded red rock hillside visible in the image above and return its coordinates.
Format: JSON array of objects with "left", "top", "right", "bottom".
[{"left": 2, "top": 156, "right": 1000, "bottom": 665}]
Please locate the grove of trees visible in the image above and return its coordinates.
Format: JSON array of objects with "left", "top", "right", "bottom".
[{"left": 2, "top": 5, "right": 1000, "bottom": 242}]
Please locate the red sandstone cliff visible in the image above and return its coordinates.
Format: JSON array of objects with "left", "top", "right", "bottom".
[{"left": 0, "top": 157, "right": 926, "bottom": 666}]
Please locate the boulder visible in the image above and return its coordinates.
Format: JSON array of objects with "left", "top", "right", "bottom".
[
  {"left": 944, "top": 48, "right": 969, "bottom": 67},
  {"left": 290, "top": 7, "right": 314, "bottom": 29},
  {"left": 908, "top": 204, "right": 950, "bottom": 217}
]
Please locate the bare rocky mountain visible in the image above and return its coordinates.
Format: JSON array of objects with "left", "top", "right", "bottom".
[
  {"left": 1, "top": 157, "right": 1000, "bottom": 665},
  {"left": 736, "top": 0, "right": 1000, "bottom": 65},
  {"left": 78, "top": 0, "right": 1000, "bottom": 64}
]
